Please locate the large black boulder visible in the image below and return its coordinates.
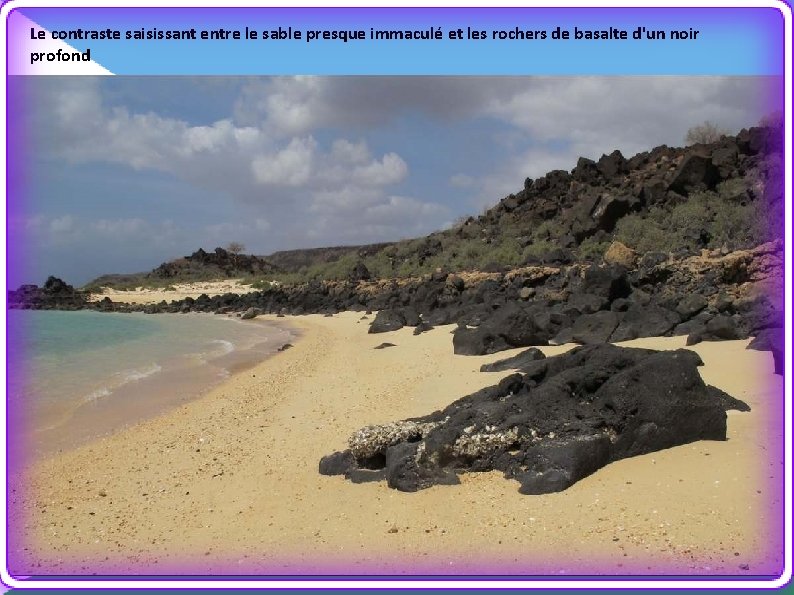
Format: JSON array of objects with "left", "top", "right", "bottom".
[
  {"left": 368, "top": 309, "right": 406, "bottom": 334},
  {"left": 609, "top": 304, "right": 680, "bottom": 343},
  {"left": 578, "top": 264, "right": 631, "bottom": 302},
  {"left": 597, "top": 150, "right": 627, "bottom": 179},
  {"left": 320, "top": 344, "right": 748, "bottom": 494},
  {"left": 570, "top": 311, "right": 620, "bottom": 344},
  {"left": 747, "top": 327, "right": 784, "bottom": 352},
  {"left": 452, "top": 303, "right": 548, "bottom": 355},
  {"left": 590, "top": 194, "right": 637, "bottom": 233},
  {"left": 675, "top": 294, "right": 708, "bottom": 320},
  {"left": 480, "top": 348, "right": 546, "bottom": 372},
  {"left": 668, "top": 154, "right": 721, "bottom": 195}
]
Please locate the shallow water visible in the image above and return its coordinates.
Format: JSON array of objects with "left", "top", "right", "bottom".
[{"left": 7, "top": 310, "right": 296, "bottom": 457}]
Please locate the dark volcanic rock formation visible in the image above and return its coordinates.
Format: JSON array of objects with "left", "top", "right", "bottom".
[
  {"left": 149, "top": 247, "right": 280, "bottom": 280},
  {"left": 7, "top": 276, "right": 89, "bottom": 310},
  {"left": 319, "top": 344, "right": 749, "bottom": 494},
  {"left": 480, "top": 348, "right": 546, "bottom": 372},
  {"left": 452, "top": 303, "right": 549, "bottom": 355},
  {"left": 369, "top": 309, "right": 406, "bottom": 333}
]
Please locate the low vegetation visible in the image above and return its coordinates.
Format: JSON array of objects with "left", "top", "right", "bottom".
[{"left": 83, "top": 123, "right": 782, "bottom": 291}]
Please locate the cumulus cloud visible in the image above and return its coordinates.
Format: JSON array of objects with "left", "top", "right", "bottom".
[
  {"left": 251, "top": 136, "right": 317, "bottom": 186},
  {"left": 24, "top": 75, "right": 779, "bottom": 268},
  {"left": 482, "top": 77, "right": 773, "bottom": 164},
  {"left": 35, "top": 77, "right": 448, "bottom": 250}
]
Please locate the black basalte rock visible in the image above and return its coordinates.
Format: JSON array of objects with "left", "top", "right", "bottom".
[
  {"left": 578, "top": 264, "right": 631, "bottom": 301},
  {"left": 668, "top": 154, "right": 721, "bottom": 195},
  {"left": 241, "top": 307, "right": 260, "bottom": 320},
  {"left": 609, "top": 304, "right": 680, "bottom": 343},
  {"left": 368, "top": 309, "right": 406, "bottom": 334},
  {"left": 570, "top": 311, "right": 620, "bottom": 344},
  {"left": 567, "top": 293, "right": 607, "bottom": 315},
  {"left": 675, "top": 294, "right": 708, "bottom": 320},
  {"left": 452, "top": 303, "right": 548, "bottom": 355},
  {"left": 686, "top": 314, "right": 742, "bottom": 345},
  {"left": 413, "top": 321, "right": 434, "bottom": 335},
  {"left": 374, "top": 342, "right": 396, "bottom": 350},
  {"left": 705, "top": 315, "right": 741, "bottom": 340},
  {"left": 747, "top": 327, "right": 784, "bottom": 352},
  {"left": 590, "top": 194, "right": 637, "bottom": 233},
  {"left": 320, "top": 344, "right": 748, "bottom": 494},
  {"left": 453, "top": 325, "right": 511, "bottom": 356},
  {"left": 8, "top": 276, "right": 90, "bottom": 310},
  {"left": 597, "top": 150, "right": 627, "bottom": 179},
  {"left": 480, "top": 348, "right": 546, "bottom": 372}
]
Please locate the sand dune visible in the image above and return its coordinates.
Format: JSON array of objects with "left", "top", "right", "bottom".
[
  {"left": 10, "top": 312, "right": 784, "bottom": 576},
  {"left": 87, "top": 280, "right": 260, "bottom": 305}
]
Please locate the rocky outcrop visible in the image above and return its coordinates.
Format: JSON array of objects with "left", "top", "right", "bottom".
[
  {"left": 480, "top": 348, "right": 545, "bottom": 372},
  {"left": 452, "top": 303, "right": 549, "bottom": 355},
  {"left": 20, "top": 240, "right": 779, "bottom": 358},
  {"left": 319, "top": 344, "right": 749, "bottom": 494},
  {"left": 368, "top": 309, "right": 407, "bottom": 334},
  {"left": 149, "top": 247, "right": 280, "bottom": 281},
  {"left": 7, "top": 277, "right": 89, "bottom": 310}
]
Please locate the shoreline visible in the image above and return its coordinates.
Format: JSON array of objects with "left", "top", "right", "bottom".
[
  {"left": 9, "top": 312, "right": 784, "bottom": 576},
  {"left": 12, "top": 310, "right": 299, "bottom": 460}
]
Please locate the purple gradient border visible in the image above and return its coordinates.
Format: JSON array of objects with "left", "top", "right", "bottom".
[{"left": 1, "top": 0, "right": 791, "bottom": 590}]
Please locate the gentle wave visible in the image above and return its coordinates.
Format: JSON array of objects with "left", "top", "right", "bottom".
[
  {"left": 121, "top": 363, "right": 163, "bottom": 383},
  {"left": 85, "top": 387, "right": 112, "bottom": 402},
  {"left": 208, "top": 339, "right": 235, "bottom": 356},
  {"left": 82, "top": 363, "right": 163, "bottom": 404}
]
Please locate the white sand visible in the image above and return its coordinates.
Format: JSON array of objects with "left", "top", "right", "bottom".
[{"left": 87, "top": 280, "right": 260, "bottom": 305}]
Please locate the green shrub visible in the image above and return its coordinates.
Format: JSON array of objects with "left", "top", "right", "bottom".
[
  {"left": 522, "top": 240, "right": 556, "bottom": 261},
  {"left": 614, "top": 214, "right": 669, "bottom": 253},
  {"left": 577, "top": 237, "right": 610, "bottom": 261}
]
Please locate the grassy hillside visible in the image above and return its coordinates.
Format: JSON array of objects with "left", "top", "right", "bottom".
[{"left": 85, "top": 125, "right": 782, "bottom": 290}]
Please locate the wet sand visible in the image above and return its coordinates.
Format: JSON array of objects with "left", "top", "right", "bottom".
[{"left": 9, "top": 311, "right": 784, "bottom": 577}]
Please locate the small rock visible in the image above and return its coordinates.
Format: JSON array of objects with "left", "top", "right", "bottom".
[
  {"left": 519, "top": 287, "right": 535, "bottom": 300},
  {"left": 603, "top": 241, "right": 637, "bottom": 268},
  {"left": 241, "top": 307, "right": 259, "bottom": 320}
]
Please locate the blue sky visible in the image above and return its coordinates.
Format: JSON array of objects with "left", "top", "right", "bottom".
[{"left": 9, "top": 76, "right": 781, "bottom": 287}]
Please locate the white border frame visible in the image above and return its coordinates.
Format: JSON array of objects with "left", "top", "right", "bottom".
[{"left": 0, "top": 0, "right": 790, "bottom": 589}]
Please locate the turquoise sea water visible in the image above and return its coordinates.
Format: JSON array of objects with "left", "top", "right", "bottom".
[{"left": 8, "top": 310, "right": 295, "bottom": 456}]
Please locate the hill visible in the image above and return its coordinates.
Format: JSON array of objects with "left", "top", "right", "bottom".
[
  {"left": 84, "top": 124, "right": 782, "bottom": 290},
  {"left": 86, "top": 247, "right": 281, "bottom": 290},
  {"left": 259, "top": 125, "right": 781, "bottom": 284}
]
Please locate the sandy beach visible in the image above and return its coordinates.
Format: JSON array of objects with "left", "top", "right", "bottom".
[
  {"left": 10, "top": 311, "right": 784, "bottom": 576},
  {"left": 87, "top": 280, "right": 259, "bottom": 305}
]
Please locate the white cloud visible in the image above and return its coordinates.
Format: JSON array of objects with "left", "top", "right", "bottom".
[
  {"left": 251, "top": 136, "right": 317, "bottom": 186},
  {"left": 484, "top": 77, "right": 775, "bottom": 168},
  {"left": 30, "top": 75, "right": 779, "bottom": 254},
  {"left": 351, "top": 153, "right": 408, "bottom": 186},
  {"left": 49, "top": 215, "right": 75, "bottom": 233},
  {"left": 93, "top": 218, "right": 147, "bottom": 238}
]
